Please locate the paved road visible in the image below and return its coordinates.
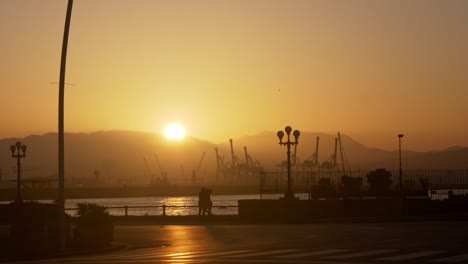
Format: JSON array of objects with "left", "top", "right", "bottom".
[{"left": 9, "top": 221, "right": 468, "bottom": 264}]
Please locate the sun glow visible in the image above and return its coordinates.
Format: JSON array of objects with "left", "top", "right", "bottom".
[{"left": 164, "top": 123, "right": 186, "bottom": 140}]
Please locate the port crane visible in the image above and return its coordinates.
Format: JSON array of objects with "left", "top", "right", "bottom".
[
  {"left": 214, "top": 147, "right": 226, "bottom": 182},
  {"left": 215, "top": 139, "right": 263, "bottom": 184},
  {"left": 337, "top": 132, "right": 351, "bottom": 175},
  {"left": 320, "top": 132, "right": 351, "bottom": 173},
  {"left": 192, "top": 152, "right": 206, "bottom": 184},
  {"left": 244, "top": 146, "right": 262, "bottom": 168},
  {"left": 153, "top": 154, "right": 168, "bottom": 184},
  {"left": 303, "top": 136, "right": 320, "bottom": 170},
  {"left": 142, "top": 157, "right": 155, "bottom": 183},
  {"left": 321, "top": 137, "right": 338, "bottom": 169},
  {"left": 229, "top": 138, "right": 240, "bottom": 167}
]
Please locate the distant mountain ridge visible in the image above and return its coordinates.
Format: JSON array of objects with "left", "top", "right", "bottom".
[{"left": 0, "top": 130, "right": 467, "bottom": 186}]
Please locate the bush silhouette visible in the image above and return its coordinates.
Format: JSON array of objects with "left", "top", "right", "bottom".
[
  {"left": 73, "top": 203, "right": 113, "bottom": 248},
  {"left": 314, "top": 178, "right": 336, "bottom": 198},
  {"left": 366, "top": 169, "right": 392, "bottom": 197},
  {"left": 340, "top": 176, "right": 363, "bottom": 197}
]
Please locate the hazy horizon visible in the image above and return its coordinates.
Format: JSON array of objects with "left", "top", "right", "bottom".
[
  {"left": 1, "top": 129, "right": 466, "bottom": 153},
  {"left": 2, "top": 0, "right": 467, "bottom": 152}
]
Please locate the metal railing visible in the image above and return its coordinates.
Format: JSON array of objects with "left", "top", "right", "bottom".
[
  {"left": 260, "top": 170, "right": 468, "bottom": 200},
  {"left": 65, "top": 204, "right": 239, "bottom": 216}
]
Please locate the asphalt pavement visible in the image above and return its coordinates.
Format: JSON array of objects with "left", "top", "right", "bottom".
[{"left": 7, "top": 221, "right": 468, "bottom": 264}]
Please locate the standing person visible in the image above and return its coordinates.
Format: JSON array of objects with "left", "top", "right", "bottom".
[
  {"left": 205, "top": 189, "right": 213, "bottom": 216},
  {"left": 198, "top": 187, "right": 206, "bottom": 216}
]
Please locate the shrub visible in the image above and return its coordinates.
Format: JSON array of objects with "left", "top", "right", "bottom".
[
  {"left": 366, "top": 169, "right": 392, "bottom": 197},
  {"left": 73, "top": 203, "right": 113, "bottom": 248},
  {"left": 340, "top": 176, "right": 363, "bottom": 197},
  {"left": 315, "top": 178, "right": 336, "bottom": 199}
]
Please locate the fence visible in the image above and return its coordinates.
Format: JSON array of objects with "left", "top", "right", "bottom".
[
  {"left": 65, "top": 204, "right": 239, "bottom": 217},
  {"left": 259, "top": 170, "right": 468, "bottom": 200}
]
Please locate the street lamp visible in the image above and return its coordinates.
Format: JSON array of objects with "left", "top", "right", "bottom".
[
  {"left": 10, "top": 141, "right": 27, "bottom": 203},
  {"left": 277, "top": 126, "right": 300, "bottom": 200},
  {"left": 398, "top": 134, "right": 404, "bottom": 197},
  {"left": 58, "top": 0, "right": 74, "bottom": 251}
]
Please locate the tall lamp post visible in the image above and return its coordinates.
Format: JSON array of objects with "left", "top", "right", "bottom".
[
  {"left": 10, "top": 142, "right": 27, "bottom": 203},
  {"left": 398, "top": 134, "right": 404, "bottom": 197},
  {"left": 277, "top": 126, "right": 300, "bottom": 200},
  {"left": 58, "top": 0, "right": 74, "bottom": 251}
]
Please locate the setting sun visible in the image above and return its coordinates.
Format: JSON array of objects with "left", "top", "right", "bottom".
[{"left": 164, "top": 123, "right": 186, "bottom": 140}]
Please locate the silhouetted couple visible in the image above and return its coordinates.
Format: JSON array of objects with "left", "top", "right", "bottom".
[{"left": 198, "top": 187, "right": 212, "bottom": 216}]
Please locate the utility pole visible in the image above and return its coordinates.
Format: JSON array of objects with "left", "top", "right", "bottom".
[
  {"left": 398, "top": 134, "right": 404, "bottom": 198},
  {"left": 58, "top": 0, "right": 74, "bottom": 251}
]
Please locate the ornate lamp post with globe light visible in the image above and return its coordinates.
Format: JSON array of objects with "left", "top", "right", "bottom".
[
  {"left": 277, "top": 126, "right": 300, "bottom": 200},
  {"left": 10, "top": 142, "right": 27, "bottom": 203}
]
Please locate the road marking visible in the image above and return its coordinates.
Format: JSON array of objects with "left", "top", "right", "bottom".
[
  {"left": 327, "top": 249, "right": 398, "bottom": 259},
  {"left": 377, "top": 250, "right": 446, "bottom": 260},
  {"left": 166, "top": 251, "right": 202, "bottom": 257},
  {"left": 274, "top": 249, "right": 351, "bottom": 258},
  {"left": 172, "top": 249, "right": 258, "bottom": 259},
  {"left": 228, "top": 249, "right": 301, "bottom": 258},
  {"left": 97, "top": 251, "right": 171, "bottom": 260},
  {"left": 433, "top": 254, "right": 468, "bottom": 263},
  {"left": 162, "top": 250, "right": 215, "bottom": 258}
]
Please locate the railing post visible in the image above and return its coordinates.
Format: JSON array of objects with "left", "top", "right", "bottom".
[
  {"left": 124, "top": 205, "right": 128, "bottom": 216},
  {"left": 162, "top": 205, "right": 166, "bottom": 216}
]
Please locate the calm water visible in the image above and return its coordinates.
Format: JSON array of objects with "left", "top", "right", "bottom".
[
  {"left": 4, "top": 189, "right": 466, "bottom": 216},
  {"left": 58, "top": 194, "right": 260, "bottom": 216}
]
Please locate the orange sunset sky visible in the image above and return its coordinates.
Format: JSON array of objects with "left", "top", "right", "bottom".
[{"left": 1, "top": 0, "right": 467, "bottom": 151}]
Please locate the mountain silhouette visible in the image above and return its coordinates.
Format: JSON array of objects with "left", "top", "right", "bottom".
[
  {"left": 0, "top": 131, "right": 216, "bottom": 186},
  {"left": 0, "top": 131, "right": 467, "bottom": 187}
]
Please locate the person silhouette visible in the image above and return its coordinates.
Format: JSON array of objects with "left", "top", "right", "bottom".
[
  {"left": 204, "top": 189, "right": 213, "bottom": 216},
  {"left": 198, "top": 187, "right": 206, "bottom": 216}
]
